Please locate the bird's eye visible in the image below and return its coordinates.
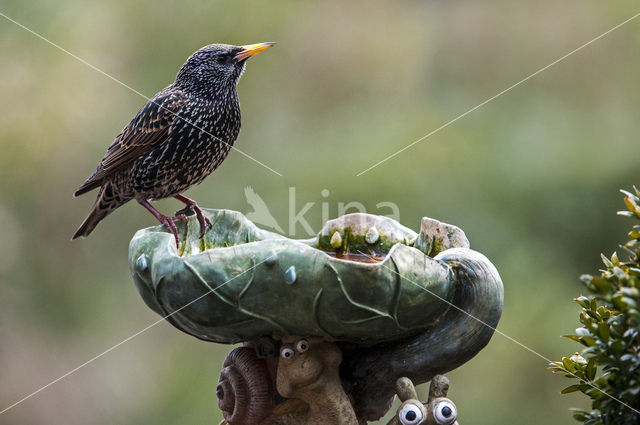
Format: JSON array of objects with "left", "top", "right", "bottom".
[
  {"left": 280, "top": 345, "right": 295, "bottom": 359},
  {"left": 398, "top": 402, "right": 424, "bottom": 425},
  {"left": 296, "top": 339, "right": 309, "bottom": 353},
  {"left": 433, "top": 400, "right": 457, "bottom": 424}
]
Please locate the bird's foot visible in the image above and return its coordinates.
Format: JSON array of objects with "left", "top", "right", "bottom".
[
  {"left": 174, "top": 213, "right": 188, "bottom": 222},
  {"left": 174, "top": 201, "right": 211, "bottom": 238},
  {"left": 138, "top": 199, "right": 182, "bottom": 249},
  {"left": 158, "top": 215, "right": 181, "bottom": 248}
]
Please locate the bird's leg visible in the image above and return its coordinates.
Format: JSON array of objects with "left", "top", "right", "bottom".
[
  {"left": 173, "top": 194, "right": 211, "bottom": 237},
  {"left": 138, "top": 199, "right": 180, "bottom": 247}
]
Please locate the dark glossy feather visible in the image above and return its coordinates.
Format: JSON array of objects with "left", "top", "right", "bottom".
[{"left": 74, "top": 89, "right": 185, "bottom": 196}]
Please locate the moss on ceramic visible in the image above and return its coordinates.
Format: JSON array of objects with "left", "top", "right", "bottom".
[{"left": 129, "top": 209, "right": 481, "bottom": 345}]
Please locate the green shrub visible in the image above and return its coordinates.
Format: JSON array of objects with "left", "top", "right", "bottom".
[{"left": 549, "top": 187, "right": 640, "bottom": 424}]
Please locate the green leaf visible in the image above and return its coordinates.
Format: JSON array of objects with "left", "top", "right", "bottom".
[
  {"left": 628, "top": 308, "right": 640, "bottom": 318},
  {"left": 620, "top": 296, "right": 637, "bottom": 309},
  {"left": 610, "top": 340, "right": 625, "bottom": 352},
  {"left": 597, "top": 305, "right": 610, "bottom": 319},
  {"left": 585, "top": 309, "right": 600, "bottom": 320},
  {"left": 611, "top": 252, "right": 620, "bottom": 266},
  {"left": 562, "top": 357, "right": 575, "bottom": 372},
  {"left": 560, "top": 384, "right": 582, "bottom": 394},
  {"left": 562, "top": 334, "right": 582, "bottom": 343},
  {"left": 579, "top": 336, "right": 598, "bottom": 347},
  {"left": 570, "top": 409, "right": 589, "bottom": 421},
  {"left": 578, "top": 313, "right": 591, "bottom": 327},
  {"left": 575, "top": 296, "right": 590, "bottom": 308},
  {"left": 623, "top": 194, "right": 640, "bottom": 216},
  {"left": 618, "top": 211, "right": 635, "bottom": 217},
  {"left": 588, "top": 277, "right": 611, "bottom": 293},
  {"left": 597, "top": 323, "right": 610, "bottom": 342},
  {"left": 585, "top": 358, "right": 597, "bottom": 381},
  {"left": 621, "top": 287, "right": 639, "bottom": 297},
  {"left": 601, "top": 253, "right": 614, "bottom": 268},
  {"left": 580, "top": 274, "right": 593, "bottom": 284}
]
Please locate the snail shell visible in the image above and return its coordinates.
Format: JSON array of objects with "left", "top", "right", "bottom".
[{"left": 216, "top": 347, "right": 275, "bottom": 424}]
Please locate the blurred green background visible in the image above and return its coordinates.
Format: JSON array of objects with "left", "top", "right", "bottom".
[{"left": 1, "top": 0, "right": 639, "bottom": 423}]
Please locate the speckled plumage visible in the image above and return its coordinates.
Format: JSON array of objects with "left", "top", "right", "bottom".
[{"left": 73, "top": 42, "right": 274, "bottom": 242}]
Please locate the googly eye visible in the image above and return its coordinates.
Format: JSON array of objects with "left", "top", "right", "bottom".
[
  {"left": 280, "top": 345, "right": 295, "bottom": 359},
  {"left": 433, "top": 399, "right": 457, "bottom": 424},
  {"left": 296, "top": 339, "right": 309, "bottom": 353},
  {"left": 398, "top": 402, "right": 424, "bottom": 425}
]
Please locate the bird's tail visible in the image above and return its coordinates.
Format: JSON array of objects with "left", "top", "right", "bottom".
[{"left": 72, "top": 184, "right": 122, "bottom": 240}]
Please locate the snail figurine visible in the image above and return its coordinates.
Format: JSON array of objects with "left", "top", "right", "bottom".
[
  {"left": 217, "top": 337, "right": 360, "bottom": 425},
  {"left": 388, "top": 376, "right": 459, "bottom": 425},
  {"left": 216, "top": 346, "right": 277, "bottom": 425}
]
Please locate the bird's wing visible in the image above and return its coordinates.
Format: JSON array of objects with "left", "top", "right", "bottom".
[{"left": 75, "top": 89, "right": 187, "bottom": 195}]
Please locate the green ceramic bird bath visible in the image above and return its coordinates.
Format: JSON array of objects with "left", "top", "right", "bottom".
[{"left": 129, "top": 209, "right": 504, "bottom": 422}]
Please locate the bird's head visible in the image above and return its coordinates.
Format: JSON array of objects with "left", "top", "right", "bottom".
[{"left": 175, "top": 42, "right": 275, "bottom": 95}]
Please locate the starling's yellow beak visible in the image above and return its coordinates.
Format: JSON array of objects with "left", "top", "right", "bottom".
[{"left": 235, "top": 42, "right": 276, "bottom": 61}]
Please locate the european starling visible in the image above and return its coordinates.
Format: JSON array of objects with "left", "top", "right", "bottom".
[{"left": 72, "top": 42, "right": 275, "bottom": 244}]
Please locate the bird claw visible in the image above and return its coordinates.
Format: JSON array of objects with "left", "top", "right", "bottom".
[
  {"left": 200, "top": 214, "right": 212, "bottom": 231},
  {"left": 174, "top": 213, "right": 188, "bottom": 222},
  {"left": 195, "top": 209, "right": 211, "bottom": 238},
  {"left": 174, "top": 206, "right": 192, "bottom": 218},
  {"left": 174, "top": 202, "right": 211, "bottom": 238},
  {"left": 159, "top": 215, "right": 181, "bottom": 248}
]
